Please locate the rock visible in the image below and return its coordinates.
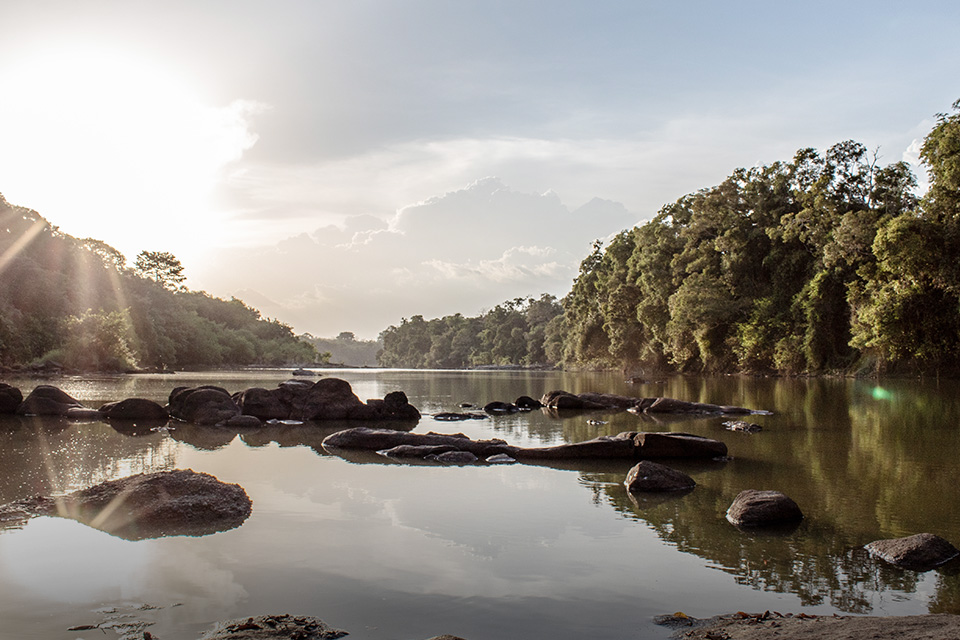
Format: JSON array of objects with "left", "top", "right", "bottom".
[
  {"left": 424, "top": 636, "right": 468, "bottom": 640},
  {"left": 168, "top": 386, "right": 241, "bottom": 425},
  {"left": 632, "top": 397, "right": 752, "bottom": 414},
  {"left": 429, "top": 450, "right": 479, "bottom": 464},
  {"left": 514, "top": 433, "right": 639, "bottom": 460},
  {"left": 15, "top": 385, "right": 85, "bottom": 416},
  {"left": 434, "top": 412, "right": 486, "bottom": 421},
  {"left": 0, "top": 383, "right": 23, "bottom": 413},
  {"left": 636, "top": 432, "right": 728, "bottom": 458},
  {"left": 236, "top": 379, "right": 420, "bottom": 422},
  {"left": 484, "top": 401, "right": 518, "bottom": 414},
  {"left": 726, "top": 489, "right": 804, "bottom": 527},
  {"left": 223, "top": 414, "right": 263, "bottom": 428},
  {"left": 514, "top": 395, "right": 542, "bottom": 409},
  {"left": 540, "top": 390, "right": 607, "bottom": 410},
  {"left": 236, "top": 386, "right": 290, "bottom": 420},
  {"left": 378, "top": 444, "right": 459, "bottom": 458},
  {"left": 865, "top": 533, "right": 960, "bottom": 571},
  {"left": 723, "top": 420, "right": 762, "bottom": 433},
  {"left": 485, "top": 453, "right": 516, "bottom": 464},
  {"left": 0, "top": 469, "right": 251, "bottom": 540},
  {"left": 624, "top": 460, "right": 696, "bottom": 492},
  {"left": 99, "top": 398, "right": 169, "bottom": 421},
  {"left": 323, "top": 428, "right": 517, "bottom": 457},
  {"left": 200, "top": 614, "right": 347, "bottom": 639}
]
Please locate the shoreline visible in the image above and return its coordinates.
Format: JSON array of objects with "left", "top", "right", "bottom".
[{"left": 661, "top": 612, "right": 960, "bottom": 639}]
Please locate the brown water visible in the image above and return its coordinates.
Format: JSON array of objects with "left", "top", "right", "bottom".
[{"left": 0, "top": 370, "right": 958, "bottom": 639}]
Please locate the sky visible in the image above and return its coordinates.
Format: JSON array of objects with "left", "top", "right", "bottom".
[{"left": 1, "top": 1, "right": 958, "bottom": 339}]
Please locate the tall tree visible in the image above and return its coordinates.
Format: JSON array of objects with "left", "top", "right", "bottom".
[{"left": 134, "top": 250, "right": 186, "bottom": 291}]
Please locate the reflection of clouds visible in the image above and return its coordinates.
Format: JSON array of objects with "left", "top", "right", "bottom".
[{"left": 0, "top": 517, "right": 246, "bottom": 611}]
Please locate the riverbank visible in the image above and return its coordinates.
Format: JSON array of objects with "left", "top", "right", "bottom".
[{"left": 664, "top": 612, "right": 960, "bottom": 639}]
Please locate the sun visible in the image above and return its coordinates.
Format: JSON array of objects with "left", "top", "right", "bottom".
[{"left": 0, "top": 41, "right": 262, "bottom": 267}]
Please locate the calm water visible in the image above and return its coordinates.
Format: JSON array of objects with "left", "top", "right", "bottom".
[{"left": 1, "top": 370, "right": 959, "bottom": 639}]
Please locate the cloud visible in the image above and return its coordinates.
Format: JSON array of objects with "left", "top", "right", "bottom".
[{"left": 193, "top": 178, "right": 636, "bottom": 338}]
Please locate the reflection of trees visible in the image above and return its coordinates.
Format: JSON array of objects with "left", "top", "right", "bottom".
[
  {"left": 585, "top": 472, "right": 921, "bottom": 614},
  {"left": 568, "top": 375, "right": 960, "bottom": 615},
  {"left": 0, "top": 416, "right": 178, "bottom": 506}
]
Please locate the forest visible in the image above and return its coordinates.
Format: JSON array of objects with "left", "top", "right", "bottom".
[
  {"left": 378, "top": 100, "right": 960, "bottom": 375},
  {"left": 0, "top": 196, "right": 317, "bottom": 371}
]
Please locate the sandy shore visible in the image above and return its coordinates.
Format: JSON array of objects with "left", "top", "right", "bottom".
[{"left": 662, "top": 612, "right": 960, "bottom": 639}]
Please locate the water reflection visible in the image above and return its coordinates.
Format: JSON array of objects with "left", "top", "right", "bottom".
[{"left": 2, "top": 371, "right": 960, "bottom": 637}]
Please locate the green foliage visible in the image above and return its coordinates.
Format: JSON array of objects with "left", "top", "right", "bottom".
[
  {"left": 0, "top": 193, "right": 317, "bottom": 370},
  {"left": 134, "top": 250, "right": 186, "bottom": 291},
  {"left": 377, "top": 294, "right": 563, "bottom": 368},
  {"left": 300, "top": 332, "right": 380, "bottom": 366},
  {"left": 555, "top": 104, "right": 960, "bottom": 375}
]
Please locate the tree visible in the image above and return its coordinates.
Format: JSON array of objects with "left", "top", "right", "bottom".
[{"left": 134, "top": 250, "right": 186, "bottom": 291}]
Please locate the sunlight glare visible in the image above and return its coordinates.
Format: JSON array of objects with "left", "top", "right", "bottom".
[{"left": 0, "top": 43, "right": 264, "bottom": 264}]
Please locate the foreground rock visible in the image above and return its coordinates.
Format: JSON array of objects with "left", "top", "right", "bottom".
[
  {"left": 624, "top": 461, "right": 696, "bottom": 492},
  {"left": 324, "top": 428, "right": 727, "bottom": 462},
  {"left": 0, "top": 383, "right": 23, "bottom": 413},
  {"left": 864, "top": 533, "right": 960, "bottom": 571},
  {"left": 0, "top": 469, "right": 252, "bottom": 539},
  {"left": 99, "top": 397, "right": 169, "bottom": 421},
  {"left": 725, "top": 490, "right": 803, "bottom": 527},
  {"left": 15, "top": 384, "right": 85, "bottom": 416},
  {"left": 200, "top": 614, "right": 347, "bottom": 639},
  {"left": 667, "top": 612, "right": 960, "bottom": 640}
]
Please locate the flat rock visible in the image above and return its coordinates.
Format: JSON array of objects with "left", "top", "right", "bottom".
[
  {"left": 200, "top": 614, "right": 347, "bottom": 639},
  {"left": 323, "top": 428, "right": 517, "bottom": 457},
  {"left": 726, "top": 489, "right": 803, "bottom": 527},
  {"left": 865, "top": 533, "right": 960, "bottom": 571},
  {"left": 624, "top": 460, "right": 696, "bottom": 492},
  {"left": 636, "top": 432, "right": 728, "bottom": 458},
  {"left": 0, "top": 469, "right": 252, "bottom": 540}
]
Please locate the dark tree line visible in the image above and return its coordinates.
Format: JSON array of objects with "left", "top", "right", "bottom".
[
  {"left": 558, "top": 101, "right": 960, "bottom": 375},
  {"left": 0, "top": 198, "right": 316, "bottom": 371},
  {"left": 377, "top": 295, "right": 563, "bottom": 368}
]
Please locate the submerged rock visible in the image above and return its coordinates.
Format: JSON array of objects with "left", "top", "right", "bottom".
[
  {"left": 723, "top": 420, "right": 762, "bottom": 433},
  {"left": 725, "top": 489, "right": 803, "bottom": 527},
  {"left": 0, "top": 469, "right": 252, "bottom": 540},
  {"left": 624, "top": 460, "right": 696, "bottom": 492},
  {"left": 865, "top": 533, "right": 960, "bottom": 571}
]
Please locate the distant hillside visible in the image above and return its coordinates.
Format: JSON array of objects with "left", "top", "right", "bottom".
[
  {"left": 300, "top": 332, "right": 381, "bottom": 367},
  {"left": 0, "top": 194, "right": 316, "bottom": 371}
]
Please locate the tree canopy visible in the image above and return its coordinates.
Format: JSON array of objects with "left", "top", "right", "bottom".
[{"left": 0, "top": 201, "right": 316, "bottom": 371}]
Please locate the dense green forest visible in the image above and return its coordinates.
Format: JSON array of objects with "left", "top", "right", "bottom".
[
  {"left": 378, "top": 295, "right": 563, "bottom": 368},
  {"left": 0, "top": 196, "right": 317, "bottom": 371},
  {"left": 379, "top": 101, "right": 960, "bottom": 375}
]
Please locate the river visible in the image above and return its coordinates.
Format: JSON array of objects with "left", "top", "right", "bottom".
[{"left": 0, "top": 370, "right": 958, "bottom": 639}]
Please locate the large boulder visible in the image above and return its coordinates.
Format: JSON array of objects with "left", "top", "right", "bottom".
[
  {"left": 725, "top": 489, "right": 804, "bottom": 527},
  {"left": 636, "top": 432, "right": 728, "bottom": 458},
  {"left": 865, "top": 533, "right": 960, "bottom": 571},
  {"left": 0, "top": 469, "right": 251, "bottom": 540},
  {"left": 236, "top": 379, "right": 420, "bottom": 422},
  {"left": 624, "top": 460, "right": 696, "bottom": 492},
  {"left": 0, "top": 383, "right": 23, "bottom": 414},
  {"left": 15, "top": 385, "right": 85, "bottom": 416},
  {"left": 168, "top": 386, "right": 241, "bottom": 426},
  {"left": 99, "top": 398, "right": 169, "bottom": 421},
  {"left": 540, "top": 390, "right": 608, "bottom": 410}
]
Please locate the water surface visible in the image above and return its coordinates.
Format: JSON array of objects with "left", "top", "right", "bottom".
[{"left": 1, "top": 370, "right": 958, "bottom": 639}]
